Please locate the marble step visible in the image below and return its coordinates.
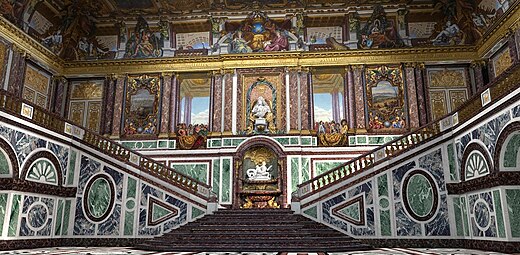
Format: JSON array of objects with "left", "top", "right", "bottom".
[{"left": 138, "top": 242, "right": 371, "bottom": 252}]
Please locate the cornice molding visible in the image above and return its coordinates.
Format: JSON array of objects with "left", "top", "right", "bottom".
[{"left": 477, "top": 1, "right": 520, "bottom": 58}]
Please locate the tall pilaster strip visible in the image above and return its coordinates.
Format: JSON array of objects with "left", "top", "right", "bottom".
[
  {"left": 102, "top": 74, "right": 116, "bottom": 135},
  {"left": 169, "top": 74, "right": 178, "bottom": 133},
  {"left": 223, "top": 71, "right": 233, "bottom": 133},
  {"left": 7, "top": 47, "right": 26, "bottom": 97},
  {"left": 300, "top": 68, "right": 310, "bottom": 130},
  {"left": 346, "top": 66, "right": 356, "bottom": 129},
  {"left": 414, "top": 63, "right": 428, "bottom": 126},
  {"left": 160, "top": 72, "right": 173, "bottom": 135},
  {"left": 404, "top": 64, "right": 419, "bottom": 129},
  {"left": 111, "top": 75, "right": 126, "bottom": 137},
  {"left": 352, "top": 65, "right": 366, "bottom": 130},
  {"left": 211, "top": 71, "right": 223, "bottom": 133}
]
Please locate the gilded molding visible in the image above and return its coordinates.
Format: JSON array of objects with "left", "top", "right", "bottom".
[{"left": 477, "top": 2, "right": 520, "bottom": 58}]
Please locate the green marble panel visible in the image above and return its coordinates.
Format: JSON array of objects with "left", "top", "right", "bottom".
[
  {"left": 447, "top": 144, "right": 457, "bottom": 181},
  {"left": 275, "top": 137, "right": 290, "bottom": 145},
  {"left": 221, "top": 159, "right": 231, "bottom": 203},
  {"left": 158, "top": 140, "right": 168, "bottom": 148},
  {"left": 231, "top": 139, "right": 245, "bottom": 146},
  {"left": 312, "top": 137, "right": 317, "bottom": 146},
  {"left": 303, "top": 206, "right": 317, "bottom": 219},
  {"left": 301, "top": 158, "right": 310, "bottom": 182},
  {"left": 453, "top": 197, "right": 464, "bottom": 236},
  {"left": 349, "top": 136, "right": 356, "bottom": 145},
  {"left": 127, "top": 177, "right": 137, "bottom": 199},
  {"left": 191, "top": 207, "right": 205, "bottom": 219},
  {"left": 384, "top": 136, "right": 394, "bottom": 143},
  {"left": 504, "top": 134, "right": 520, "bottom": 168},
  {"left": 356, "top": 136, "right": 367, "bottom": 144},
  {"left": 406, "top": 174, "right": 434, "bottom": 217},
  {"left": 169, "top": 141, "right": 176, "bottom": 149},
  {"left": 315, "top": 162, "right": 346, "bottom": 176},
  {"left": 291, "top": 158, "right": 299, "bottom": 193},
  {"left": 368, "top": 137, "right": 385, "bottom": 145},
  {"left": 211, "top": 139, "right": 222, "bottom": 147},
  {"left": 124, "top": 211, "right": 134, "bottom": 236},
  {"left": 62, "top": 200, "right": 71, "bottom": 235},
  {"left": 301, "top": 137, "right": 311, "bottom": 146},
  {"left": 223, "top": 139, "right": 232, "bottom": 146},
  {"left": 152, "top": 203, "right": 171, "bottom": 222},
  {"left": 54, "top": 200, "right": 64, "bottom": 235},
  {"left": 290, "top": 137, "right": 299, "bottom": 145},
  {"left": 212, "top": 160, "right": 221, "bottom": 198},
  {"left": 339, "top": 202, "right": 360, "bottom": 221},
  {"left": 0, "top": 193, "right": 7, "bottom": 235},
  {"left": 0, "top": 151, "right": 9, "bottom": 174},
  {"left": 380, "top": 209, "right": 391, "bottom": 236},
  {"left": 8, "top": 194, "right": 20, "bottom": 237},
  {"left": 61, "top": 200, "right": 71, "bottom": 236},
  {"left": 493, "top": 190, "right": 506, "bottom": 238},
  {"left": 461, "top": 196, "right": 469, "bottom": 236},
  {"left": 506, "top": 189, "right": 520, "bottom": 237},
  {"left": 171, "top": 164, "right": 208, "bottom": 184},
  {"left": 378, "top": 174, "right": 388, "bottom": 197},
  {"left": 67, "top": 150, "right": 77, "bottom": 185},
  {"left": 87, "top": 178, "right": 112, "bottom": 218}
]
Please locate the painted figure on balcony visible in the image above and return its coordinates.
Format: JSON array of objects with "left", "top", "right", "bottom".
[{"left": 264, "top": 30, "right": 288, "bottom": 52}]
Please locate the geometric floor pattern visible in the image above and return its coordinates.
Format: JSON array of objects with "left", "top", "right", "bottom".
[{"left": 0, "top": 247, "right": 513, "bottom": 255}]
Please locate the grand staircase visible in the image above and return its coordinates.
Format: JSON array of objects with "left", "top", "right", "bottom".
[{"left": 137, "top": 209, "right": 372, "bottom": 252}]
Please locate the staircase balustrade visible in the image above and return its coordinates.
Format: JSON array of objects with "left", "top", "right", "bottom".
[
  {"left": 296, "top": 64, "right": 520, "bottom": 200},
  {"left": 0, "top": 90, "right": 209, "bottom": 199}
]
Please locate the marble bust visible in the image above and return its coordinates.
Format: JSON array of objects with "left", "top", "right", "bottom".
[{"left": 252, "top": 96, "right": 271, "bottom": 118}]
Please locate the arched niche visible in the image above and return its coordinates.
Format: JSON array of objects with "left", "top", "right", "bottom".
[
  {"left": 495, "top": 121, "right": 520, "bottom": 172},
  {"left": 233, "top": 137, "right": 287, "bottom": 209}
]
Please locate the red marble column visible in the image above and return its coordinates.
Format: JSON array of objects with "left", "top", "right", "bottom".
[
  {"left": 169, "top": 74, "right": 179, "bottom": 134},
  {"left": 111, "top": 75, "right": 126, "bottom": 137},
  {"left": 211, "top": 72, "right": 223, "bottom": 133},
  {"left": 7, "top": 47, "right": 26, "bottom": 97},
  {"left": 404, "top": 64, "right": 420, "bottom": 129},
  {"left": 223, "top": 72, "right": 233, "bottom": 134},
  {"left": 346, "top": 66, "right": 356, "bottom": 129},
  {"left": 51, "top": 76, "right": 68, "bottom": 117},
  {"left": 289, "top": 70, "right": 299, "bottom": 131},
  {"left": 508, "top": 31, "right": 519, "bottom": 65},
  {"left": 470, "top": 61, "right": 486, "bottom": 92},
  {"left": 160, "top": 73, "right": 173, "bottom": 135},
  {"left": 352, "top": 65, "right": 366, "bottom": 130},
  {"left": 414, "top": 64, "right": 428, "bottom": 126},
  {"left": 300, "top": 69, "right": 310, "bottom": 130},
  {"left": 101, "top": 75, "right": 116, "bottom": 136}
]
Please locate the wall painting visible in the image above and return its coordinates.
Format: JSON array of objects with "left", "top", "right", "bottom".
[{"left": 123, "top": 75, "right": 160, "bottom": 137}]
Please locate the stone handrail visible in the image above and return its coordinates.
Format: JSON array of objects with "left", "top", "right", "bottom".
[
  {"left": 297, "top": 63, "right": 520, "bottom": 200},
  {"left": 0, "top": 90, "right": 211, "bottom": 200}
]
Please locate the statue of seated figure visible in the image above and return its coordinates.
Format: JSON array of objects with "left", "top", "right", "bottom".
[{"left": 246, "top": 161, "right": 272, "bottom": 181}]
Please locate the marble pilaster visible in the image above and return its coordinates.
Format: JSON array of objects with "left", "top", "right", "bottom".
[
  {"left": 300, "top": 69, "right": 310, "bottom": 130},
  {"left": 7, "top": 48, "right": 26, "bottom": 97},
  {"left": 211, "top": 72, "right": 223, "bottom": 132},
  {"left": 470, "top": 61, "right": 486, "bottom": 92},
  {"left": 346, "top": 67, "right": 356, "bottom": 129},
  {"left": 51, "top": 76, "right": 68, "bottom": 117},
  {"left": 160, "top": 73, "right": 173, "bottom": 135},
  {"left": 508, "top": 31, "right": 519, "bottom": 65},
  {"left": 289, "top": 70, "right": 299, "bottom": 131},
  {"left": 102, "top": 75, "right": 116, "bottom": 135},
  {"left": 404, "top": 65, "right": 419, "bottom": 129},
  {"left": 352, "top": 65, "right": 366, "bottom": 130},
  {"left": 111, "top": 75, "right": 126, "bottom": 137},
  {"left": 169, "top": 75, "right": 178, "bottom": 133},
  {"left": 223, "top": 72, "right": 233, "bottom": 133},
  {"left": 414, "top": 64, "right": 428, "bottom": 126}
]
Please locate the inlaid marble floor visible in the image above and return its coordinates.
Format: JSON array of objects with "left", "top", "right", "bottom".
[{"left": 0, "top": 247, "right": 513, "bottom": 255}]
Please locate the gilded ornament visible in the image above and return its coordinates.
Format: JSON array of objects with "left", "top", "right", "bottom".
[
  {"left": 70, "top": 81, "right": 103, "bottom": 100},
  {"left": 493, "top": 48, "right": 512, "bottom": 77},
  {"left": 244, "top": 147, "right": 275, "bottom": 166},
  {"left": 24, "top": 66, "right": 49, "bottom": 94},
  {"left": 428, "top": 69, "right": 466, "bottom": 88}
]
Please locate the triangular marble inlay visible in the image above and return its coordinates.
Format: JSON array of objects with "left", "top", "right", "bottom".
[
  {"left": 331, "top": 194, "right": 365, "bottom": 226},
  {"left": 147, "top": 196, "right": 179, "bottom": 226}
]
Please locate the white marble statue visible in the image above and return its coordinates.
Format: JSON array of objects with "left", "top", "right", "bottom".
[
  {"left": 246, "top": 161, "right": 272, "bottom": 181},
  {"left": 252, "top": 96, "right": 271, "bottom": 118}
]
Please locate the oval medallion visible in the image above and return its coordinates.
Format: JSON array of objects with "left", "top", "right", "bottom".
[
  {"left": 402, "top": 170, "right": 439, "bottom": 222},
  {"left": 84, "top": 174, "right": 115, "bottom": 222}
]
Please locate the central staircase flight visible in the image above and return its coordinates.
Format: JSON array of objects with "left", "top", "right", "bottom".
[{"left": 137, "top": 208, "right": 372, "bottom": 252}]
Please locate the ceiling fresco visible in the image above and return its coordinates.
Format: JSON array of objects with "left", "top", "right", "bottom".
[{"left": 0, "top": 0, "right": 516, "bottom": 61}]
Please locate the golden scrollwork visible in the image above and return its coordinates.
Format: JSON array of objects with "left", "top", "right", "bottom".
[
  {"left": 493, "top": 48, "right": 512, "bottom": 77},
  {"left": 244, "top": 147, "right": 275, "bottom": 166},
  {"left": 428, "top": 69, "right": 466, "bottom": 88},
  {"left": 24, "top": 66, "right": 49, "bottom": 94},
  {"left": 71, "top": 81, "right": 103, "bottom": 100}
]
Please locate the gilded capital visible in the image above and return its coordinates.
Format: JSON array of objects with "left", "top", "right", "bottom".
[
  {"left": 161, "top": 72, "right": 175, "bottom": 78},
  {"left": 470, "top": 60, "right": 487, "bottom": 69}
]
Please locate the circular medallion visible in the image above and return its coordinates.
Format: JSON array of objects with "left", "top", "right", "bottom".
[
  {"left": 379, "top": 197, "right": 390, "bottom": 209},
  {"left": 27, "top": 203, "right": 48, "bottom": 231},
  {"left": 126, "top": 199, "right": 136, "bottom": 210},
  {"left": 402, "top": 170, "right": 439, "bottom": 222},
  {"left": 474, "top": 200, "right": 491, "bottom": 230},
  {"left": 84, "top": 174, "right": 115, "bottom": 222}
]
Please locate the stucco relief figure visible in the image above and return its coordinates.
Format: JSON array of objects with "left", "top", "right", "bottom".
[
  {"left": 246, "top": 161, "right": 272, "bottom": 181},
  {"left": 231, "top": 31, "right": 253, "bottom": 53},
  {"left": 248, "top": 96, "right": 276, "bottom": 134}
]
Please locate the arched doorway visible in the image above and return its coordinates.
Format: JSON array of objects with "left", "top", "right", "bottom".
[{"left": 233, "top": 137, "right": 287, "bottom": 209}]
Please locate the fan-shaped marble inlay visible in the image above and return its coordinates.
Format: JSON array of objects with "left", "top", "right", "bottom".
[
  {"left": 26, "top": 159, "right": 58, "bottom": 185},
  {"left": 465, "top": 151, "right": 489, "bottom": 181}
]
